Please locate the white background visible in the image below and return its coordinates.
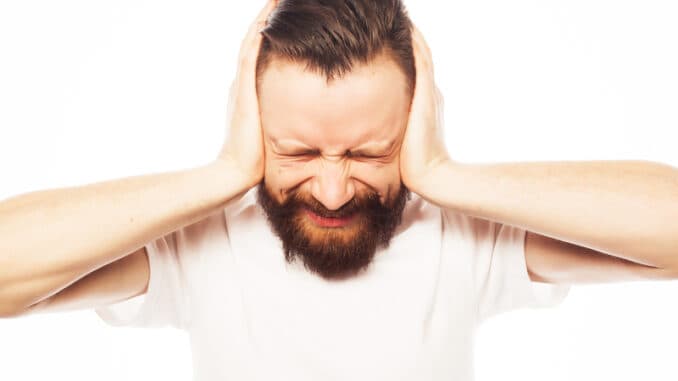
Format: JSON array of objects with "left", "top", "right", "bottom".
[{"left": 1, "top": 0, "right": 677, "bottom": 380}]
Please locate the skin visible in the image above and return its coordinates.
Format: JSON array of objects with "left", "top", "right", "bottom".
[
  {"left": 5, "top": 0, "right": 676, "bottom": 320},
  {"left": 220, "top": 0, "right": 678, "bottom": 284},
  {"left": 258, "top": 54, "right": 410, "bottom": 210},
  {"left": 215, "top": 1, "right": 448, "bottom": 215}
]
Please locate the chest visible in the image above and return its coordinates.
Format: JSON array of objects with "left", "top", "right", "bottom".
[
  {"left": 188, "top": 218, "right": 477, "bottom": 380},
  {"left": 186, "top": 201, "right": 479, "bottom": 380}
]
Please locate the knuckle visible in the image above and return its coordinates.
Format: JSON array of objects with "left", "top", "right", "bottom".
[{"left": 238, "top": 54, "right": 254, "bottom": 69}]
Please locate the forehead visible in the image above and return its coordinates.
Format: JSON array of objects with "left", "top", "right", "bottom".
[{"left": 258, "top": 55, "right": 411, "bottom": 150}]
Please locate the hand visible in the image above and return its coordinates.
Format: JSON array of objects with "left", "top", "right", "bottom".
[
  {"left": 399, "top": 25, "right": 451, "bottom": 194},
  {"left": 217, "top": 0, "right": 277, "bottom": 188}
]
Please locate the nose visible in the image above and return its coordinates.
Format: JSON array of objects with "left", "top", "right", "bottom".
[{"left": 310, "top": 159, "right": 355, "bottom": 211}]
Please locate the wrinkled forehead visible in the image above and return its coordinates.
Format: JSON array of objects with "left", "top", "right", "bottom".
[{"left": 257, "top": 55, "right": 411, "bottom": 151}]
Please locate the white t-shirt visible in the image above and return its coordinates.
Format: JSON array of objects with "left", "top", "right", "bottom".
[{"left": 95, "top": 188, "right": 569, "bottom": 381}]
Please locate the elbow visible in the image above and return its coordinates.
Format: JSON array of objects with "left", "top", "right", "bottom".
[
  {"left": 0, "top": 281, "right": 31, "bottom": 318},
  {"left": 0, "top": 299, "right": 27, "bottom": 318},
  {"left": 656, "top": 256, "right": 678, "bottom": 280}
]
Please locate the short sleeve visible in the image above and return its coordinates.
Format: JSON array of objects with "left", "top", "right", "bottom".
[
  {"left": 94, "top": 231, "right": 191, "bottom": 330},
  {"left": 443, "top": 209, "right": 570, "bottom": 323}
]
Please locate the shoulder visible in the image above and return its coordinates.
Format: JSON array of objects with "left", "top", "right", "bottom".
[
  {"left": 406, "top": 193, "right": 478, "bottom": 231},
  {"left": 223, "top": 187, "right": 259, "bottom": 217},
  {"left": 430, "top": 201, "right": 501, "bottom": 244},
  {"left": 397, "top": 192, "right": 442, "bottom": 231},
  {"left": 222, "top": 186, "right": 265, "bottom": 229},
  {"left": 173, "top": 189, "right": 259, "bottom": 245}
]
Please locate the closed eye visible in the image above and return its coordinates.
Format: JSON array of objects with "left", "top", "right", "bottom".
[
  {"left": 280, "top": 150, "right": 384, "bottom": 159},
  {"left": 346, "top": 150, "right": 386, "bottom": 160},
  {"left": 285, "top": 149, "right": 320, "bottom": 157}
]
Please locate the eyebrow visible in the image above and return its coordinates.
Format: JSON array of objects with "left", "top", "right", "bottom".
[
  {"left": 351, "top": 139, "right": 397, "bottom": 156},
  {"left": 271, "top": 137, "right": 398, "bottom": 156},
  {"left": 269, "top": 140, "right": 312, "bottom": 157}
]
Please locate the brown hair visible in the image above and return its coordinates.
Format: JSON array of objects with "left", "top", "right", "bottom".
[{"left": 256, "top": 0, "right": 415, "bottom": 94}]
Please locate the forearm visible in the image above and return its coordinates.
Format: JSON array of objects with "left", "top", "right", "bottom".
[
  {"left": 0, "top": 159, "right": 252, "bottom": 309},
  {"left": 418, "top": 159, "right": 678, "bottom": 268}
]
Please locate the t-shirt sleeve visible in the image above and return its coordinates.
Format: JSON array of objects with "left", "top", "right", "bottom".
[
  {"left": 443, "top": 209, "right": 570, "bottom": 322},
  {"left": 94, "top": 230, "right": 191, "bottom": 330}
]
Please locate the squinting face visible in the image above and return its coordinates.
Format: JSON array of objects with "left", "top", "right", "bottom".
[{"left": 256, "top": 53, "right": 412, "bottom": 279}]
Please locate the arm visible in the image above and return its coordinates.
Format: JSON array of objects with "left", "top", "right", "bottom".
[
  {"left": 0, "top": 159, "right": 254, "bottom": 317},
  {"left": 0, "top": 0, "right": 277, "bottom": 317},
  {"left": 420, "top": 160, "right": 678, "bottom": 278},
  {"left": 23, "top": 245, "right": 150, "bottom": 315},
  {"left": 401, "top": 26, "right": 678, "bottom": 284}
]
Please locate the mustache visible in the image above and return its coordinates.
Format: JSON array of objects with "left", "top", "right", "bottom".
[
  {"left": 278, "top": 187, "right": 386, "bottom": 219},
  {"left": 256, "top": 181, "right": 411, "bottom": 279}
]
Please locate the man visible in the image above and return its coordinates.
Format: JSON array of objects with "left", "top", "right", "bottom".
[{"left": 0, "top": 0, "right": 676, "bottom": 380}]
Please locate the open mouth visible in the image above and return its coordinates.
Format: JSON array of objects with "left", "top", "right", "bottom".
[{"left": 304, "top": 209, "right": 357, "bottom": 228}]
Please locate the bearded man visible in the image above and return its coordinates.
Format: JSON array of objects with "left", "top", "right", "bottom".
[{"left": 1, "top": 1, "right": 677, "bottom": 380}]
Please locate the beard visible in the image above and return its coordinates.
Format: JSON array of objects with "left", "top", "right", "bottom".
[{"left": 256, "top": 182, "right": 411, "bottom": 280}]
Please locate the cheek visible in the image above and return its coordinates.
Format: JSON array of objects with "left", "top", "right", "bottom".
[
  {"left": 350, "top": 161, "right": 401, "bottom": 196},
  {"left": 265, "top": 158, "right": 401, "bottom": 198},
  {"left": 265, "top": 159, "right": 315, "bottom": 191}
]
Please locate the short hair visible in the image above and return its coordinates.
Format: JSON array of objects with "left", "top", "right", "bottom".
[{"left": 256, "top": 0, "right": 415, "bottom": 94}]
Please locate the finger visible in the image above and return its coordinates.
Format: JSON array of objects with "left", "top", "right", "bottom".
[
  {"left": 434, "top": 86, "right": 443, "bottom": 105},
  {"left": 412, "top": 36, "right": 433, "bottom": 97},
  {"left": 408, "top": 24, "right": 439, "bottom": 117},
  {"left": 411, "top": 24, "right": 433, "bottom": 62},
  {"left": 410, "top": 27, "right": 434, "bottom": 88},
  {"left": 236, "top": 1, "right": 278, "bottom": 87},
  {"left": 225, "top": 80, "right": 237, "bottom": 117},
  {"left": 238, "top": 1, "right": 277, "bottom": 61},
  {"left": 250, "top": 0, "right": 278, "bottom": 34}
]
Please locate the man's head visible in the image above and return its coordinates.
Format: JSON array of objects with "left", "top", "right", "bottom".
[{"left": 255, "top": 0, "right": 415, "bottom": 280}]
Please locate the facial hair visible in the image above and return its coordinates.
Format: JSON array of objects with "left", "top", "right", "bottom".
[{"left": 256, "top": 182, "right": 411, "bottom": 280}]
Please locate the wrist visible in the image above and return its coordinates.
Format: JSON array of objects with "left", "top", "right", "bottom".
[
  {"left": 405, "top": 158, "right": 453, "bottom": 198},
  {"left": 207, "top": 157, "right": 262, "bottom": 194}
]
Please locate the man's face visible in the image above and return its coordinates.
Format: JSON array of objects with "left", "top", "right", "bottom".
[{"left": 256, "top": 54, "right": 412, "bottom": 280}]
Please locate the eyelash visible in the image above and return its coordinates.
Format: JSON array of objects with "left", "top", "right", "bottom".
[
  {"left": 286, "top": 150, "right": 378, "bottom": 159},
  {"left": 287, "top": 150, "right": 319, "bottom": 157}
]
